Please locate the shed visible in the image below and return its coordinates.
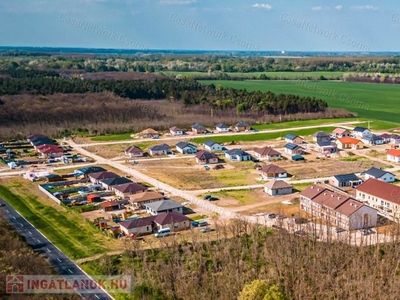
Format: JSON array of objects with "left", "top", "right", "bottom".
[
  {"left": 292, "top": 155, "right": 305, "bottom": 161},
  {"left": 87, "top": 194, "right": 102, "bottom": 203}
]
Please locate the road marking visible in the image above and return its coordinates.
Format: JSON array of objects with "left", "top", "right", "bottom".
[
  {"left": 68, "top": 269, "right": 73, "bottom": 274},
  {"left": 94, "top": 295, "right": 100, "bottom": 299},
  {"left": 37, "top": 239, "right": 40, "bottom": 243},
  {"left": 28, "top": 231, "right": 32, "bottom": 235},
  {"left": 47, "top": 248, "right": 51, "bottom": 253},
  {"left": 20, "top": 223, "right": 24, "bottom": 227},
  {"left": 12, "top": 216, "right": 16, "bottom": 219},
  {"left": 5, "top": 210, "right": 9, "bottom": 213},
  {"left": 57, "top": 258, "right": 61, "bottom": 262}
]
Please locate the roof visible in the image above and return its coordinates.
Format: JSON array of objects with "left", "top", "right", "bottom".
[
  {"left": 254, "top": 146, "right": 281, "bottom": 157},
  {"left": 204, "top": 139, "right": 219, "bottom": 147},
  {"left": 99, "top": 201, "right": 120, "bottom": 208},
  {"left": 285, "top": 133, "right": 299, "bottom": 140},
  {"left": 284, "top": 143, "right": 300, "bottom": 150},
  {"left": 154, "top": 212, "right": 189, "bottom": 225},
  {"left": 216, "top": 123, "right": 229, "bottom": 129},
  {"left": 364, "top": 167, "right": 393, "bottom": 178},
  {"left": 313, "top": 131, "right": 330, "bottom": 138},
  {"left": 125, "top": 145, "right": 143, "bottom": 154},
  {"left": 356, "top": 178, "right": 400, "bottom": 205},
  {"left": 311, "top": 190, "right": 350, "bottom": 210},
  {"left": 141, "top": 128, "right": 158, "bottom": 134},
  {"left": 333, "top": 173, "right": 360, "bottom": 182},
  {"left": 100, "top": 177, "right": 132, "bottom": 187},
  {"left": 31, "top": 138, "right": 57, "bottom": 146},
  {"left": 363, "top": 134, "right": 383, "bottom": 141},
  {"left": 74, "top": 166, "right": 107, "bottom": 175},
  {"left": 170, "top": 126, "right": 183, "bottom": 132},
  {"left": 235, "top": 122, "right": 249, "bottom": 127},
  {"left": 192, "top": 123, "right": 205, "bottom": 129},
  {"left": 149, "top": 143, "right": 171, "bottom": 151},
  {"left": 27, "top": 134, "right": 47, "bottom": 141},
  {"left": 353, "top": 126, "right": 368, "bottom": 132},
  {"left": 89, "top": 171, "right": 119, "bottom": 181},
  {"left": 387, "top": 149, "right": 400, "bottom": 157},
  {"left": 113, "top": 182, "right": 147, "bottom": 193},
  {"left": 380, "top": 133, "right": 392, "bottom": 139},
  {"left": 292, "top": 155, "right": 304, "bottom": 160},
  {"left": 264, "top": 180, "right": 292, "bottom": 190},
  {"left": 176, "top": 141, "right": 196, "bottom": 149},
  {"left": 337, "top": 137, "right": 362, "bottom": 145},
  {"left": 87, "top": 194, "right": 101, "bottom": 199},
  {"left": 129, "top": 191, "right": 165, "bottom": 203},
  {"left": 119, "top": 216, "right": 156, "bottom": 229},
  {"left": 332, "top": 128, "right": 348, "bottom": 134},
  {"left": 335, "top": 199, "right": 368, "bottom": 217},
  {"left": 300, "top": 185, "right": 330, "bottom": 200},
  {"left": 225, "top": 149, "right": 250, "bottom": 157},
  {"left": 195, "top": 150, "right": 218, "bottom": 160},
  {"left": 317, "top": 141, "right": 335, "bottom": 147},
  {"left": 144, "top": 199, "right": 182, "bottom": 212},
  {"left": 36, "top": 144, "right": 64, "bottom": 153},
  {"left": 261, "top": 164, "right": 287, "bottom": 174}
]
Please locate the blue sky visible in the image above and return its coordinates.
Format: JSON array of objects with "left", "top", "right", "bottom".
[{"left": 0, "top": 0, "right": 398, "bottom": 51}]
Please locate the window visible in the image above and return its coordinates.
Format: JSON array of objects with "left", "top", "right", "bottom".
[{"left": 174, "top": 223, "right": 179, "bottom": 228}]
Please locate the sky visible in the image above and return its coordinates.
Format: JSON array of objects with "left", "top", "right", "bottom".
[{"left": 0, "top": 0, "right": 398, "bottom": 51}]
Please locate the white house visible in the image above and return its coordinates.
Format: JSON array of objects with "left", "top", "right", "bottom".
[
  {"left": 175, "top": 142, "right": 197, "bottom": 154},
  {"left": 215, "top": 123, "right": 230, "bottom": 133},
  {"left": 204, "top": 140, "right": 223, "bottom": 152},
  {"left": 169, "top": 126, "right": 184, "bottom": 136},
  {"left": 264, "top": 180, "right": 292, "bottom": 196},
  {"left": 353, "top": 126, "right": 371, "bottom": 138},
  {"left": 363, "top": 167, "right": 395, "bottom": 183},
  {"left": 387, "top": 149, "right": 400, "bottom": 163}
]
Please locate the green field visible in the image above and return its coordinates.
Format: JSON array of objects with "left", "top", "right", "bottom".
[
  {"left": 200, "top": 80, "right": 400, "bottom": 123},
  {"left": 0, "top": 178, "right": 113, "bottom": 259},
  {"left": 191, "top": 126, "right": 337, "bottom": 144},
  {"left": 162, "top": 71, "right": 344, "bottom": 79},
  {"left": 91, "top": 133, "right": 133, "bottom": 141}
]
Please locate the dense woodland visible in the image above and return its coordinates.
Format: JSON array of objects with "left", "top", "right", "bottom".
[
  {"left": 0, "top": 217, "right": 81, "bottom": 299},
  {"left": 85, "top": 220, "right": 400, "bottom": 300}
]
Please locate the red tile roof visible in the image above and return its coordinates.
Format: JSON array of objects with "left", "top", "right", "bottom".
[
  {"left": 254, "top": 146, "right": 281, "bottom": 157},
  {"left": 387, "top": 149, "right": 400, "bottom": 157},
  {"left": 261, "top": 164, "right": 287, "bottom": 175},
  {"left": 300, "top": 185, "right": 329, "bottom": 200},
  {"left": 337, "top": 137, "right": 362, "bottom": 145},
  {"left": 333, "top": 128, "right": 348, "bottom": 134},
  {"left": 335, "top": 199, "right": 365, "bottom": 217},
  {"left": 356, "top": 178, "right": 400, "bottom": 205},
  {"left": 99, "top": 201, "right": 120, "bottom": 208},
  {"left": 154, "top": 212, "right": 189, "bottom": 226}
]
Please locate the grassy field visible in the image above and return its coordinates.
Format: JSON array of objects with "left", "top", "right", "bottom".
[
  {"left": 91, "top": 133, "right": 133, "bottom": 142},
  {"left": 161, "top": 71, "right": 345, "bottom": 79},
  {"left": 0, "top": 177, "right": 121, "bottom": 259},
  {"left": 191, "top": 127, "right": 337, "bottom": 144},
  {"left": 199, "top": 80, "right": 400, "bottom": 123}
]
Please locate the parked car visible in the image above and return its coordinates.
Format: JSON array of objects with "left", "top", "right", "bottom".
[
  {"left": 192, "top": 220, "right": 208, "bottom": 227},
  {"left": 208, "top": 196, "right": 219, "bottom": 201},
  {"left": 0, "top": 203, "right": 5, "bottom": 207},
  {"left": 200, "top": 227, "right": 215, "bottom": 233},
  {"left": 203, "top": 195, "right": 212, "bottom": 200},
  {"left": 155, "top": 228, "right": 171, "bottom": 237},
  {"left": 360, "top": 228, "right": 374, "bottom": 235},
  {"left": 276, "top": 214, "right": 287, "bottom": 220},
  {"left": 267, "top": 213, "right": 276, "bottom": 219}
]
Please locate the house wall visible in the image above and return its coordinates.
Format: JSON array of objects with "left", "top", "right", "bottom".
[
  {"left": 387, "top": 155, "right": 400, "bottom": 163},
  {"left": 365, "top": 173, "right": 395, "bottom": 183},
  {"left": 356, "top": 190, "right": 400, "bottom": 220},
  {"left": 264, "top": 187, "right": 292, "bottom": 196},
  {"left": 205, "top": 144, "right": 223, "bottom": 152},
  {"left": 170, "top": 130, "right": 183, "bottom": 136},
  {"left": 125, "top": 152, "right": 143, "bottom": 158},
  {"left": 347, "top": 205, "right": 378, "bottom": 230},
  {"left": 121, "top": 224, "right": 152, "bottom": 236},
  {"left": 262, "top": 172, "right": 287, "bottom": 179},
  {"left": 216, "top": 127, "right": 229, "bottom": 133},
  {"left": 150, "top": 149, "right": 169, "bottom": 156},
  {"left": 155, "top": 220, "right": 190, "bottom": 231},
  {"left": 146, "top": 206, "right": 183, "bottom": 215}
]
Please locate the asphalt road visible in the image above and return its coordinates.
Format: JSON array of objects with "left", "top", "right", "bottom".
[{"left": 0, "top": 197, "right": 114, "bottom": 300}]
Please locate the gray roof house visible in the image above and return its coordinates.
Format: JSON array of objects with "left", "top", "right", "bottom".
[
  {"left": 100, "top": 177, "right": 132, "bottom": 190},
  {"left": 191, "top": 123, "right": 207, "bottom": 134},
  {"left": 313, "top": 131, "right": 331, "bottom": 143},
  {"left": 331, "top": 173, "right": 363, "bottom": 187},
  {"left": 225, "top": 149, "right": 251, "bottom": 161},
  {"left": 149, "top": 143, "right": 172, "bottom": 156},
  {"left": 144, "top": 199, "right": 183, "bottom": 215},
  {"left": 363, "top": 167, "right": 395, "bottom": 183},
  {"left": 175, "top": 142, "right": 197, "bottom": 154},
  {"left": 204, "top": 140, "right": 223, "bottom": 152},
  {"left": 361, "top": 134, "right": 384, "bottom": 145},
  {"left": 215, "top": 123, "right": 230, "bottom": 132}
]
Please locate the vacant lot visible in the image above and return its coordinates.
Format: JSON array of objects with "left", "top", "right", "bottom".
[{"left": 0, "top": 177, "right": 122, "bottom": 259}]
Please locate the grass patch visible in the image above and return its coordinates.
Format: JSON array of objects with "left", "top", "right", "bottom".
[
  {"left": 251, "top": 118, "right": 358, "bottom": 130},
  {"left": 191, "top": 127, "right": 337, "bottom": 144},
  {"left": 0, "top": 177, "right": 118, "bottom": 259},
  {"left": 339, "top": 156, "right": 364, "bottom": 162},
  {"left": 207, "top": 189, "right": 256, "bottom": 205},
  {"left": 91, "top": 133, "right": 133, "bottom": 142},
  {"left": 191, "top": 215, "right": 208, "bottom": 221},
  {"left": 293, "top": 182, "right": 314, "bottom": 192}
]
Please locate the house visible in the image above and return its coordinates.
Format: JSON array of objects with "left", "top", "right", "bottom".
[
  {"left": 191, "top": 123, "right": 207, "bottom": 134},
  {"left": 264, "top": 180, "right": 292, "bottom": 196},
  {"left": 28, "top": 135, "right": 57, "bottom": 148},
  {"left": 234, "top": 122, "right": 250, "bottom": 132},
  {"left": 380, "top": 133, "right": 392, "bottom": 144},
  {"left": 149, "top": 144, "right": 171, "bottom": 156},
  {"left": 73, "top": 166, "right": 107, "bottom": 177},
  {"left": 169, "top": 126, "right": 184, "bottom": 136},
  {"left": 129, "top": 191, "right": 165, "bottom": 208},
  {"left": 113, "top": 182, "right": 148, "bottom": 198},
  {"left": 204, "top": 140, "right": 223, "bottom": 152},
  {"left": 99, "top": 200, "right": 121, "bottom": 212},
  {"left": 224, "top": 149, "right": 251, "bottom": 161},
  {"left": 364, "top": 167, "right": 395, "bottom": 183},
  {"left": 315, "top": 141, "right": 337, "bottom": 154},
  {"left": 175, "top": 142, "right": 197, "bottom": 154},
  {"left": 387, "top": 149, "right": 400, "bottom": 163},
  {"left": 284, "top": 143, "right": 304, "bottom": 155},
  {"left": 330, "top": 173, "right": 363, "bottom": 188},
  {"left": 141, "top": 128, "right": 159, "bottom": 138},
  {"left": 390, "top": 134, "right": 400, "bottom": 144},
  {"left": 124, "top": 145, "right": 144, "bottom": 158},
  {"left": 284, "top": 134, "right": 303, "bottom": 144},
  {"left": 300, "top": 185, "right": 377, "bottom": 230},
  {"left": 119, "top": 216, "right": 156, "bottom": 236},
  {"left": 195, "top": 150, "right": 219, "bottom": 165},
  {"left": 313, "top": 131, "right": 331, "bottom": 143},
  {"left": 361, "top": 134, "right": 384, "bottom": 145},
  {"left": 87, "top": 194, "right": 102, "bottom": 203},
  {"left": 356, "top": 178, "right": 400, "bottom": 220},
  {"left": 144, "top": 199, "right": 183, "bottom": 215},
  {"left": 261, "top": 164, "right": 287, "bottom": 179},
  {"left": 336, "top": 137, "right": 364, "bottom": 150},
  {"left": 36, "top": 144, "right": 64, "bottom": 158},
  {"left": 27, "top": 134, "right": 47, "bottom": 142},
  {"left": 88, "top": 171, "right": 119, "bottom": 183},
  {"left": 215, "top": 123, "right": 230, "bottom": 133},
  {"left": 254, "top": 146, "right": 281, "bottom": 160},
  {"left": 332, "top": 128, "right": 350, "bottom": 138},
  {"left": 100, "top": 177, "right": 132, "bottom": 190},
  {"left": 153, "top": 212, "right": 191, "bottom": 232},
  {"left": 353, "top": 126, "right": 371, "bottom": 138}
]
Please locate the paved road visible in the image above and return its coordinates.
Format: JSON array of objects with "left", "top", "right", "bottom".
[{"left": 0, "top": 198, "right": 114, "bottom": 300}]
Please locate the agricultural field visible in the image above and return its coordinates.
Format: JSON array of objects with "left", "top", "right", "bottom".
[
  {"left": 83, "top": 141, "right": 161, "bottom": 159},
  {"left": 161, "top": 71, "right": 345, "bottom": 79},
  {"left": 200, "top": 80, "right": 400, "bottom": 123}
]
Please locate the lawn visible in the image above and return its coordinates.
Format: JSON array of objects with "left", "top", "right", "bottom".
[
  {"left": 161, "top": 71, "right": 345, "bottom": 79},
  {"left": 199, "top": 80, "right": 400, "bottom": 123},
  {"left": 0, "top": 177, "right": 121, "bottom": 260},
  {"left": 91, "top": 133, "right": 134, "bottom": 142},
  {"left": 251, "top": 117, "right": 358, "bottom": 130},
  {"left": 191, "top": 127, "right": 337, "bottom": 144},
  {"left": 205, "top": 189, "right": 264, "bottom": 206}
]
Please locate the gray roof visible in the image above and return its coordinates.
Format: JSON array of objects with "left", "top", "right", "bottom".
[
  {"left": 216, "top": 123, "right": 229, "bottom": 129},
  {"left": 192, "top": 123, "right": 205, "bottom": 129},
  {"left": 313, "top": 131, "right": 330, "bottom": 138},
  {"left": 100, "top": 177, "right": 132, "bottom": 186},
  {"left": 176, "top": 141, "right": 196, "bottom": 149},
  {"left": 204, "top": 139, "right": 219, "bottom": 147},
  {"left": 317, "top": 141, "right": 335, "bottom": 147},
  {"left": 353, "top": 126, "right": 368, "bottom": 132},
  {"left": 149, "top": 143, "right": 171, "bottom": 151},
  {"left": 285, "top": 133, "right": 299, "bottom": 140},
  {"left": 235, "top": 122, "right": 249, "bottom": 127},
  {"left": 333, "top": 173, "right": 360, "bottom": 183},
  {"left": 284, "top": 143, "right": 300, "bottom": 150},
  {"left": 226, "top": 149, "right": 250, "bottom": 156},
  {"left": 365, "top": 167, "right": 393, "bottom": 178},
  {"left": 144, "top": 199, "right": 182, "bottom": 212}
]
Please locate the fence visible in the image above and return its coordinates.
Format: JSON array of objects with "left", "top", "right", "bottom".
[{"left": 38, "top": 184, "right": 61, "bottom": 205}]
